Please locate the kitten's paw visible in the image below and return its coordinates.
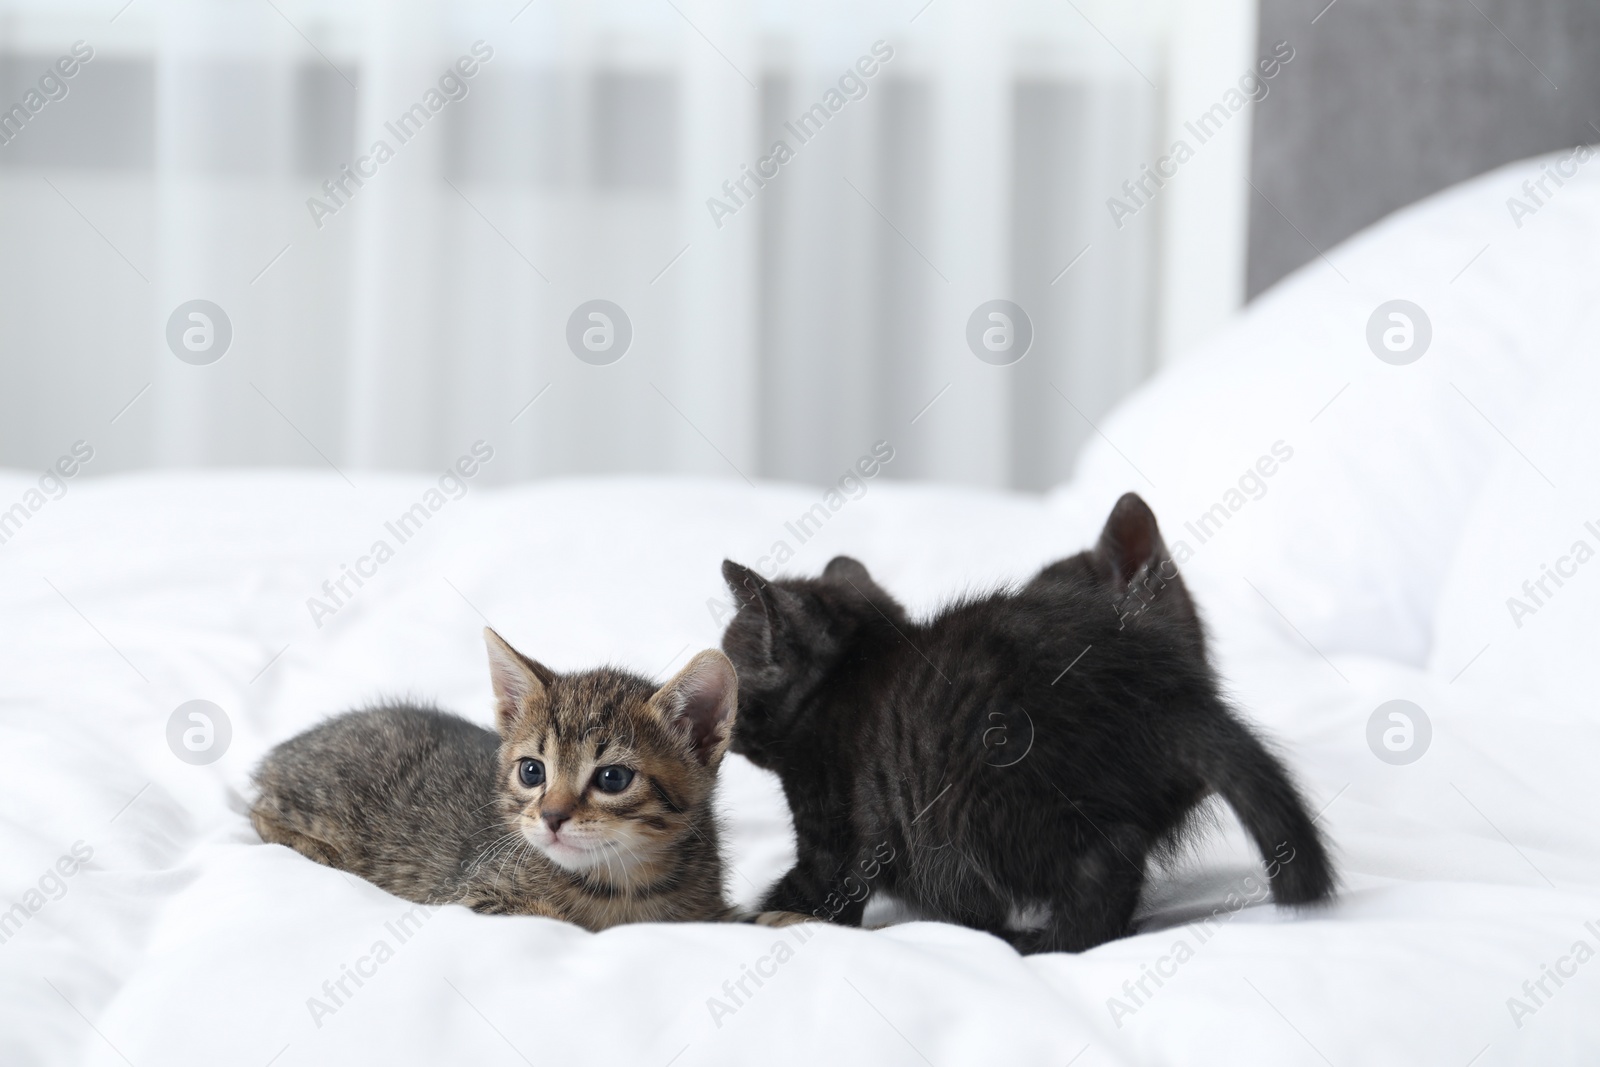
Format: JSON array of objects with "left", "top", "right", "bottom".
[{"left": 747, "top": 910, "right": 821, "bottom": 928}]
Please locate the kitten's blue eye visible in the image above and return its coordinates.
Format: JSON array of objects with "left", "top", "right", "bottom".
[
  {"left": 518, "top": 759, "right": 545, "bottom": 788},
  {"left": 594, "top": 766, "right": 634, "bottom": 794}
]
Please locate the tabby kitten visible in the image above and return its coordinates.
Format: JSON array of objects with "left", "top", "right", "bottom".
[
  {"left": 251, "top": 629, "right": 738, "bottom": 929},
  {"left": 720, "top": 492, "right": 1335, "bottom": 953}
]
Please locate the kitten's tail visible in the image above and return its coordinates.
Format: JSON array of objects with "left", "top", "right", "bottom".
[{"left": 1195, "top": 705, "right": 1336, "bottom": 906}]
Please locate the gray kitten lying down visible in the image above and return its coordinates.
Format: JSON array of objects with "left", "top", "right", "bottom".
[{"left": 252, "top": 629, "right": 796, "bottom": 930}]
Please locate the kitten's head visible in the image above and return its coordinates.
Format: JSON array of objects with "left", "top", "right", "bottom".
[
  {"left": 482, "top": 629, "right": 737, "bottom": 886},
  {"left": 719, "top": 555, "right": 906, "bottom": 769}
]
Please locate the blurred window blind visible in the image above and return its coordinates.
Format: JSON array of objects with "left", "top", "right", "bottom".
[{"left": 0, "top": 0, "right": 1174, "bottom": 490}]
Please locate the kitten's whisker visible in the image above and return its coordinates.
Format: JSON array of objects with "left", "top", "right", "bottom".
[
  {"left": 478, "top": 828, "right": 521, "bottom": 856},
  {"left": 471, "top": 830, "right": 524, "bottom": 874},
  {"left": 464, "top": 797, "right": 512, "bottom": 818},
  {"left": 601, "top": 837, "right": 649, "bottom": 890},
  {"left": 494, "top": 835, "right": 529, "bottom": 880},
  {"left": 616, "top": 838, "right": 647, "bottom": 879},
  {"left": 509, "top": 840, "right": 537, "bottom": 881},
  {"left": 486, "top": 831, "right": 531, "bottom": 883},
  {"left": 598, "top": 839, "right": 628, "bottom": 882},
  {"left": 599, "top": 841, "right": 625, "bottom": 886},
  {"left": 465, "top": 842, "right": 505, "bottom": 876}
]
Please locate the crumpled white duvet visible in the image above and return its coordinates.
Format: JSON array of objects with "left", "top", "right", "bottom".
[{"left": 4, "top": 152, "right": 1600, "bottom": 1066}]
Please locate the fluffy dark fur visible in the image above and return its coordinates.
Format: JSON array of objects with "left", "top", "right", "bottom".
[
  {"left": 251, "top": 629, "right": 743, "bottom": 929},
  {"left": 720, "top": 492, "right": 1335, "bottom": 953}
]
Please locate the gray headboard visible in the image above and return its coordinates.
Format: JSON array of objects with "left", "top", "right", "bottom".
[{"left": 1247, "top": 0, "right": 1600, "bottom": 297}]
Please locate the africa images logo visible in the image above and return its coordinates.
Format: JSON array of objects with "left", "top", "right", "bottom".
[
  {"left": 166, "top": 300, "right": 233, "bottom": 365},
  {"left": 166, "top": 700, "right": 232, "bottom": 765},
  {"left": 1365, "top": 700, "right": 1430, "bottom": 765},
  {"left": 965, "top": 300, "right": 1033, "bottom": 366},
  {"left": 1366, "top": 300, "right": 1431, "bottom": 365},
  {"left": 565, "top": 300, "right": 633, "bottom": 365}
]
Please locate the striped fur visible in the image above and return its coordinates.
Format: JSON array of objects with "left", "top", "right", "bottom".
[{"left": 251, "top": 630, "right": 738, "bottom": 930}]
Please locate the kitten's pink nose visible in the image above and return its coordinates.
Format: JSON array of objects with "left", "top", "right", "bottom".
[{"left": 541, "top": 807, "right": 573, "bottom": 832}]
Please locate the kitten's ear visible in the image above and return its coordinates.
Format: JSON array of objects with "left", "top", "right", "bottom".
[
  {"left": 823, "top": 555, "right": 909, "bottom": 623},
  {"left": 1096, "top": 493, "right": 1170, "bottom": 591},
  {"left": 822, "top": 555, "right": 873, "bottom": 587},
  {"left": 650, "top": 649, "right": 739, "bottom": 766},
  {"left": 483, "top": 628, "right": 555, "bottom": 735},
  {"left": 721, "top": 560, "right": 802, "bottom": 661},
  {"left": 722, "top": 560, "right": 770, "bottom": 609}
]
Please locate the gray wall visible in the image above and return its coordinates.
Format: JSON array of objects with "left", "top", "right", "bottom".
[{"left": 1247, "top": 0, "right": 1600, "bottom": 298}]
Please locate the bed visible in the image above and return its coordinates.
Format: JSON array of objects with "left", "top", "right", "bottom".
[{"left": 4, "top": 151, "right": 1599, "bottom": 1066}]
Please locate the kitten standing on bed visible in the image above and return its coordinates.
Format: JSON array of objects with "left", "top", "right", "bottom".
[
  {"left": 251, "top": 629, "right": 740, "bottom": 929},
  {"left": 720, "top": 493, "right": 1335, "bottom": 953}
]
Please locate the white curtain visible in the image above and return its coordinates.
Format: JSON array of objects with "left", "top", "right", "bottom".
[{"left": 0, "top": 0, "right": 1177, "bottom": 490}]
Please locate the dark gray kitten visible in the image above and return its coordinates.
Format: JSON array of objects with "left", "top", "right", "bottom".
[
  {"left": 251, "top": 629, "right": 744, "bottom": 929},
  {"left": 720, "top": 493, "right": 1335, "bottom": 953}
]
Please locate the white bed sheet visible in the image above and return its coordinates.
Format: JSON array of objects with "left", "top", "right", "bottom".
[{"left": 4, "top": 151, "right": 1600, "bottom": 1066}]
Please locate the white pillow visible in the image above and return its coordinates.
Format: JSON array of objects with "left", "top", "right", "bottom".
[
  {"left": 1058, "top": 149, "right": 1600, "bottom": 668},
  {"left": 1429, "top": 334, "right": 1600, "bottom": 705}
]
